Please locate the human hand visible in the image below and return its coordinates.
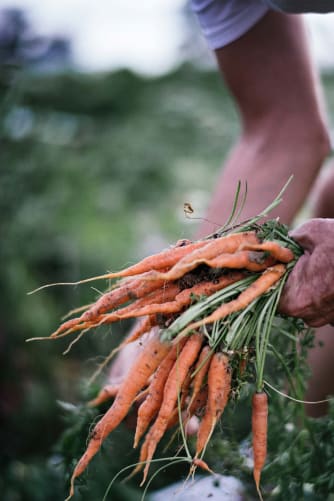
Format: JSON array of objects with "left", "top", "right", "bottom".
[{"left": 279, "top": 218, "right": 334, "bottom": 327}]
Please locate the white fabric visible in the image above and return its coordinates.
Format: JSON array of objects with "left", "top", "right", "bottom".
[{"left": 190, "top": 0, "right": 269, "bottom": 49}]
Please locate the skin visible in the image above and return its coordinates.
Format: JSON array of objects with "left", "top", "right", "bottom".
[
  {"left": 311, "top": 164, "right": 334, "bottom": 220},
  {"left": 195, "top": 11, "right": 330, "bottom": 237},
  {"left": 279, "top": 219, "right": 334, "bottom": 327},
  {"left": 305, "top": 169, "right": 334, "bottom": 417}
]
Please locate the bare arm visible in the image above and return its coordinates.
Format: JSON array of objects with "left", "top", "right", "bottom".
[{"left": 196, "top": 11, "right": 330, "bottom": 238}]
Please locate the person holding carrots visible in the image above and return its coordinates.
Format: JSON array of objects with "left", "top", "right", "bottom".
[{"left": 190, "top": 0, "right": 334, "bottom": 416}]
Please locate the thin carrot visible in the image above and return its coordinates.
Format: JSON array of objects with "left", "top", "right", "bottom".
[
  {"left": 51, "top": 283, "right": 180, "bottom": 338},
  {"left": 187, "top": 345, "right": 212, "bottom": 414},
  {"left": 51, "top": 280, "right": 180, "bottom": 337},
  {"left": 141, "top": 332, "right": 204, "bottom": 484},
  {"left": 184, "top": 264, "right": 286, "bottom": 332},
  {"left": 81, "top": 274, "right": 171, "bottom": 321},
  {"left": 128, "top": 436, "right": 150, "bottom": 479},
  {"left": 187, "top": 384, "right": 208, "bottom": 418},
  {"left": 52, "top": 271, "right": 246, "bottom": 340},
  {"left": 87, "top": 316, "right": 159, "bottom": 408},
  {"left": 67, "top": 330, "right": 171, "bottom": 499},
  {"left": 87, "top": 384, "right": 119, "bottom": 407},
  {"left": 252, "top": 391, "right": 268, "bottom": 497},
  {"left": 240, "top": 241, "right": 294, "bottom": 263},
  {"left": 191, "top": 457, "right": 214, "bottom": 474},
  {"left": 195, "top": 352, "right": 231, "bottom": 457},
  {"left": 166, "top": 372, "right": 192, "bottom": 430},
  {"left": 100, "top": 271, "right": 247, "bottom": 326},
  {"left": 31, "top": 240, "right": 211, "bottom": 296},
  {"left": 122, "top": 315, "right": 157, "bottom": 346},
  {"left": 143, "top": 231, "right": 260, "bottom": 282},
  {"left": 134, "top": 336, "right": 188, "bottom": 448},
  {"left": 202, "top": 250, "right": 276, "bottom": 272},
  {"left": 98, "top": 282, "right": 181, "bottom": 322},
  {"left": 166, "top": 384, "right": 209, "bottom": 447}
]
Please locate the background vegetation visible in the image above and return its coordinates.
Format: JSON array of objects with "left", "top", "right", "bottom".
[{"left": 2, "top": 60, "right": 334, "bottom": 500}]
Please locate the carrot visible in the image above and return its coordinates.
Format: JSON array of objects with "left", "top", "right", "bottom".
[
  {"left": 252, "top": 391, "right": 268, "bottom": 497},
  {"left": 52, "top": 283, "right": 180, "bottom": 338},
  {"left": 141, "top": 332, "right": 204, "bottom": 483},
  {"left": 40, "top": 240, "right": 211, "bottom": 298},
  {"left": 187, "top": 384, "right": 208, "bottom": 418},
  {"left": 122, "top": 315, "right": 157, "bottom": 346},
  {"left": 52, "top": 274, "right": 167, "bottom": 336},
  {"left": 81, "top": 273, "right": 171, "bottom": 321},
  {"left": 184, "top": 264, "right": 286, "bottom": 332},
  {"left": 99, "top": 271, "right": 247, "bottom": 327},
  {"left": 52, "top": 270, "right": 246, "bottom": 340},
  {"left": 240, "top": 241, "right": 294, "bottom": 264},
  {"left": 129, "top": 435, "right": 150, "bottom": 479},
  {"left": 51, "top": 280, "right": 180, "bottom": 337},
  {"left": 143, "top": 231, "right": 260, "bottom": 282},
  {"left": 165, "top": 372, "right": 192, "bottom": 430},
  {"left": 202, "top": 250, "right": 276, "bottom": 272},
  {"left": 98, "top": 282, "right": 181, "bottom": 322},
  {"left": 195, "top": 352, "right": 231, "bottom": 457},
  {"left": 87, "top": 383, "right": 119, "bottom": 407},
  {"left": 67, "top": 330, "right": 170, "bottom": 499},
  {"left": 191, "top": 457, "right": 214, "bottom": 474},
  {"left": 134, "top": 336, "right": 188, "bottom": 448},
  {"left": 187, "top": 345, "right": 212, "bottom": 414}
]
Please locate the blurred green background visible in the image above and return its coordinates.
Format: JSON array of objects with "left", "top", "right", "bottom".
[{"left": 2, "top": 6, "right": 334, "bottom": 501}]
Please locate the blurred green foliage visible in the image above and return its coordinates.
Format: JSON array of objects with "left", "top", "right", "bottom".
[
  {"left": 2, "top": 64, "right": 334, "bottom": 500},
  {"left": 0, "top": 64, "right": 238, "bottom": 501}
]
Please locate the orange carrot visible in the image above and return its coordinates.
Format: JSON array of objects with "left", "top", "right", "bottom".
[
  {"left": 187, "top": 345, "right": 212, "bottom": 414},
  {"left": 81, "top": 273, "right": 171, "bottom": 321},
  {"left": 195, "top": 352, "right": 231, "bottom": 457},
  {"left": 141, "top": 332, "right": 204, "bottom": 483},
  {"left": 51, "top": 280, "right": 180, "bottom": 337},
  {"left": 52, "top": 274, "right": 169, "bottom": 336},
  {"left": 87, "top": 384, "right": 119, "bottom": 407},
  {"left": 52, "top": 283, "right": 180, "bottom": 338},
  {"left": 191, "top": 457, "right": 214, "bottom": 474},
  {"left": 30, "top": 239, "right": 212, "bottom": 296},
  {"left": 122, "top": 315, "right": 157, "bottom": 346},
  {"left": 165, "top": 372, "right": 192, "bottom": 430},
  {"left": 129, "top": 435, "right": 150, "bottom": 479},
  {"left": 144, "top": 231, "right": 260, "bottom": 281},
  {"left": 98, "top": 282, "right": 181, "bottom": 322},
  {"left": 187, "top": 384, "right": 208, "bottom": 418},
  {"left": 67, "top": 330, "right": 170, "bottom": 499},
  {"left": 240, "top": 241, "right": 294, "bottom": 263},
  {"left": 100, "top": 271, "right": 247, "bottom": 326},
  {"left": 184, "top": 264, "right": 286, "bottom": 332},
  {"left": 53, "top": 271, "right": 246, "bottom": 340},
  {"left": 134, "top": 336, "right": 188, "bottom": 448},
  {"left": 57, "top": 268, "right": 243, "bottom": 339},
  {"left": 202, "top": 250, "right": 276, "bottom": 272},
  {"left": 252, "top": 391, "right": 268, "bottom": 496},
  {"left": 71, "top": 240, "right": 212, "bottom": 289}
]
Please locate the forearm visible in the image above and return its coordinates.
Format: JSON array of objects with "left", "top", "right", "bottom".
[{"left": 196, "top": 130, "right": 328, "bottom": 238}]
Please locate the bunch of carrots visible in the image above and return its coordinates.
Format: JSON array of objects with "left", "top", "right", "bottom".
[
  {"left": 29, "top": 211, "right": 304, "bottom": 499},
  {"left": 29, "top": 181, "right": 306, "bottom": 500}
]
